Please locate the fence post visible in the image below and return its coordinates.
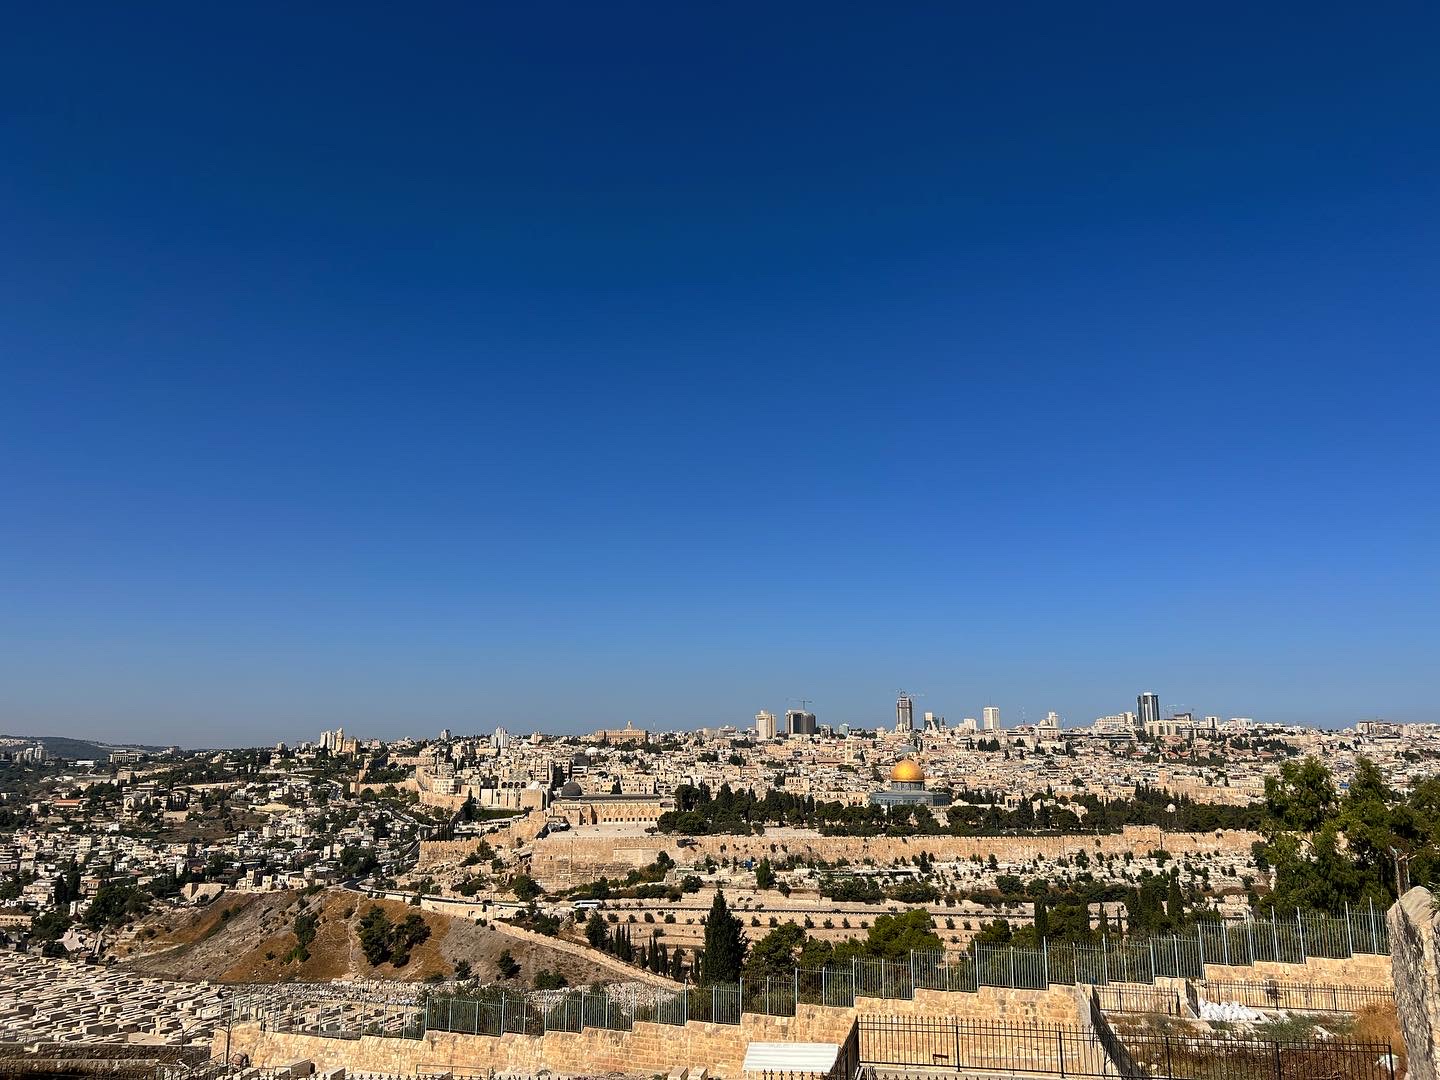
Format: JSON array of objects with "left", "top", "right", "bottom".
[
  {"left": 501, "top": 993, "right": 506, "bottom": 1034},
  {"left": 1274, "top": 1038, "right": 1283, "bottom": 1080},
  {"left": 794, "top": 965, "right": 799, "bottom": 1012},
  {"left": 1101, "top": 935, "right": 1108, "bottom": 984},
  {"left": 1149, "top": 937, "right": 1156, "bottom": 982},
  {"left": 1057, "top": 1027, "right": 1066, "bottom": 1078},
  {"left": 1345, "top": 901, "right": 1354, "bottom": 956},
  {"left": 1296, "top": 908, "right": 1306, "bottom": 959},
  {"left": 1369, "top": 898, "right": 1379, "bottom": 953},
  {"left": 1271, "top": 909, "right": 1279, "bottom": 962},
  {"left": 1043, "top": 937, "right": 1050, "bottom": 986},
  {"left": 1165, "top": 1035, "right": 1174, "bottom": 1080},
  {"left": 1198, "top": 926, "right": 1205, "bottom": 971},
  {"left": 909, "top": 949, "right": 916, "bottom": 996},
  {"left": 683, "top": 978, "right": 688, "bottom": 1026},
  {"left": 1009, "top": 947, "right": 1016, "bottom": 988}
]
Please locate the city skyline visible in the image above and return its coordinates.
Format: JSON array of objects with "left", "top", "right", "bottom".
[
  {"left": 0, "top": 682, "right": 1388, "bottom": 751},
  {"left": 2, "top": 4, "right": 1437, "bottom": 745}
]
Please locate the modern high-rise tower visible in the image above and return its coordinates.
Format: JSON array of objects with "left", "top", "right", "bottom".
[
  {"left": 982, "top": 705, "right": 1001, "bottom": 732},
  {"left": 895, "top": 692, "right": 915, "bottom": 732},
  {"left": 755, "top": 710, "right": 778, "bottom": 741},
  {"left": 785, "top": 709, "right": 817, "bottom": 737},
  {"left": 1137, "top": 692, "right": 1161, "bottom": 729}
]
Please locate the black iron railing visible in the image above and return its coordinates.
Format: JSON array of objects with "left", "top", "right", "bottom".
[{"left": 1199, "top": 978, "right": 1394, "bottom": 1014}]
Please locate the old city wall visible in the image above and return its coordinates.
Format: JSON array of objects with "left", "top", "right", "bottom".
[
  {"left": 222, "top": 985, "right": 1083, "bottom": 1079},
  {"left": 415, "top": 839, "right": 479, "bottom": 869},
  {"left": 418, "top": 790, "right": 470, "bottom": 812},
  {"left": 523, "top": 826, "right": 1261, "bottom": 887},
  {"left": 417, "top": 813, "right": 550, "bottom": 870}
]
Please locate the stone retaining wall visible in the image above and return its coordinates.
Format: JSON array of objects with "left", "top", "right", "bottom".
[
  {"left": 222, "top": 1001, "right": 857, "bottom": 1079},
  {"left": 222, "top": 984, "right": 1083, "bottom": 1078},
  {"left": 1390, "top": 887, "right": 1438, "bottom": 1080}
]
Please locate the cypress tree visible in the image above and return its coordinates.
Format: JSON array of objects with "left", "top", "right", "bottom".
[{"left": 700, "top": 889, "right": 746, "bottom": 985}]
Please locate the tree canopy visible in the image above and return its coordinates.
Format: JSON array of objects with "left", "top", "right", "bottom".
[{"left": 1261, "top": 756, "right": 1435, "bottom": 911}]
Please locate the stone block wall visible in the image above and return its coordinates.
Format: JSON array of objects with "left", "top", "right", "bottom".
[
  {"left": 220, "top": 983, "right": 1087, "bottom": 1079},
  {"left": 222, "top": 1001, "right": 856, "bottom": 1079},
  {"left": 1390, "top": 887, "right": 1439, "bottom": 1080},
  {"left": 522, "top": 826, "right": 1261, "bottom": 888},
  {"left": 1198, "top": 950, "right": 1392, "bottom": 988},
  {"left": 855, "top": 984, "right": 1084, "bottom": 1025}
]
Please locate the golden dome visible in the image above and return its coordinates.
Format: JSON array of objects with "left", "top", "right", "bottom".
[{"left": 890, "top": 758, "right": 925, "bottom": 783}]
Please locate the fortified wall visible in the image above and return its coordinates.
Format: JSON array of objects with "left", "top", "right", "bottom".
[{"left": 519, "top": 826, "right": 1262, "bottom": 888}]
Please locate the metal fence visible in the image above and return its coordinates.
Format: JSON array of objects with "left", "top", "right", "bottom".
[
  {"left": 423, "top": 989, "right": 541, "bottom": 1035},
  {"left": 1119, "top": 1032, "right": 1394, "bottom": 1080},
  {"left": 1091, "top": 983, "right": 1184, "bottom": 1016},
  {"left": 858, "top": 1015, "right": 1112, "bottom": 1077},
  {"left": 1200, "top": 978, "right": 1395, "bottom": 1014},
  {"left": 857, "top": 1013, "right": 1395, "bottom": 1080},
  {"left": 226, "top": 904, "right": 1393, "bottom": 1044}
]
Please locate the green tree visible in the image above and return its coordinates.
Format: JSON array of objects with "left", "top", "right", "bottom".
[
  {"left": 357, "top": 906, "right": 392, "bottom": 966},
  {"left": 862, "top": 909, "right": 943, "bottom": 959},
  {"left": 496, "top": 949, "right": 520, "bottom": 979},
  {"left": 744, "top": 921, "right": 805, "bottom": 980},
  {"left": 1264, "top": 757, "right": 1337, "bottom": 833},
  {"left": 755, "top": 858, "right": 776, "bottom": 890},
  {"left": 699, "top": 890, "right": 746, "bottom": 985}
]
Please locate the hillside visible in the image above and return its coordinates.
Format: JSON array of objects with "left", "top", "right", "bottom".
[
  {"left": 1, "top": 733, "right": 169, "bottom": 759},
  {"left": 119, "top": 888, "right": 614, "bottom": 987}
]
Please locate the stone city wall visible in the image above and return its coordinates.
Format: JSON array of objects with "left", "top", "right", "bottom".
[
  {"left": 415, "top": 839, "right": 480, "bottom": 868},
  {"left": 417, "top": 814, "right": 550, "bottom": 870},
  {"left": 522, "top": 826, "right": 1261, "bottom": 888}
]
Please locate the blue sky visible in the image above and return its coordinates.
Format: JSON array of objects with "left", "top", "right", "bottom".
[{"left": 1, "top": 4, "right": 1436, "bottom": 745}]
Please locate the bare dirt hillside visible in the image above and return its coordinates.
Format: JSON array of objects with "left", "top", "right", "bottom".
[{"left": 120, "top": 889, "right": 613, "bottom": 987}]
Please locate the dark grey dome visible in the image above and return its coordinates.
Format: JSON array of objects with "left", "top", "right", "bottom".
[{"left": 560, "top": 781, "right": 583, "bottom": 798}]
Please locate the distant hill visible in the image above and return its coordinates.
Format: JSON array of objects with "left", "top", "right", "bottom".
[{"left": 0, "top": 733, "right": 168, "bottom": 760}]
